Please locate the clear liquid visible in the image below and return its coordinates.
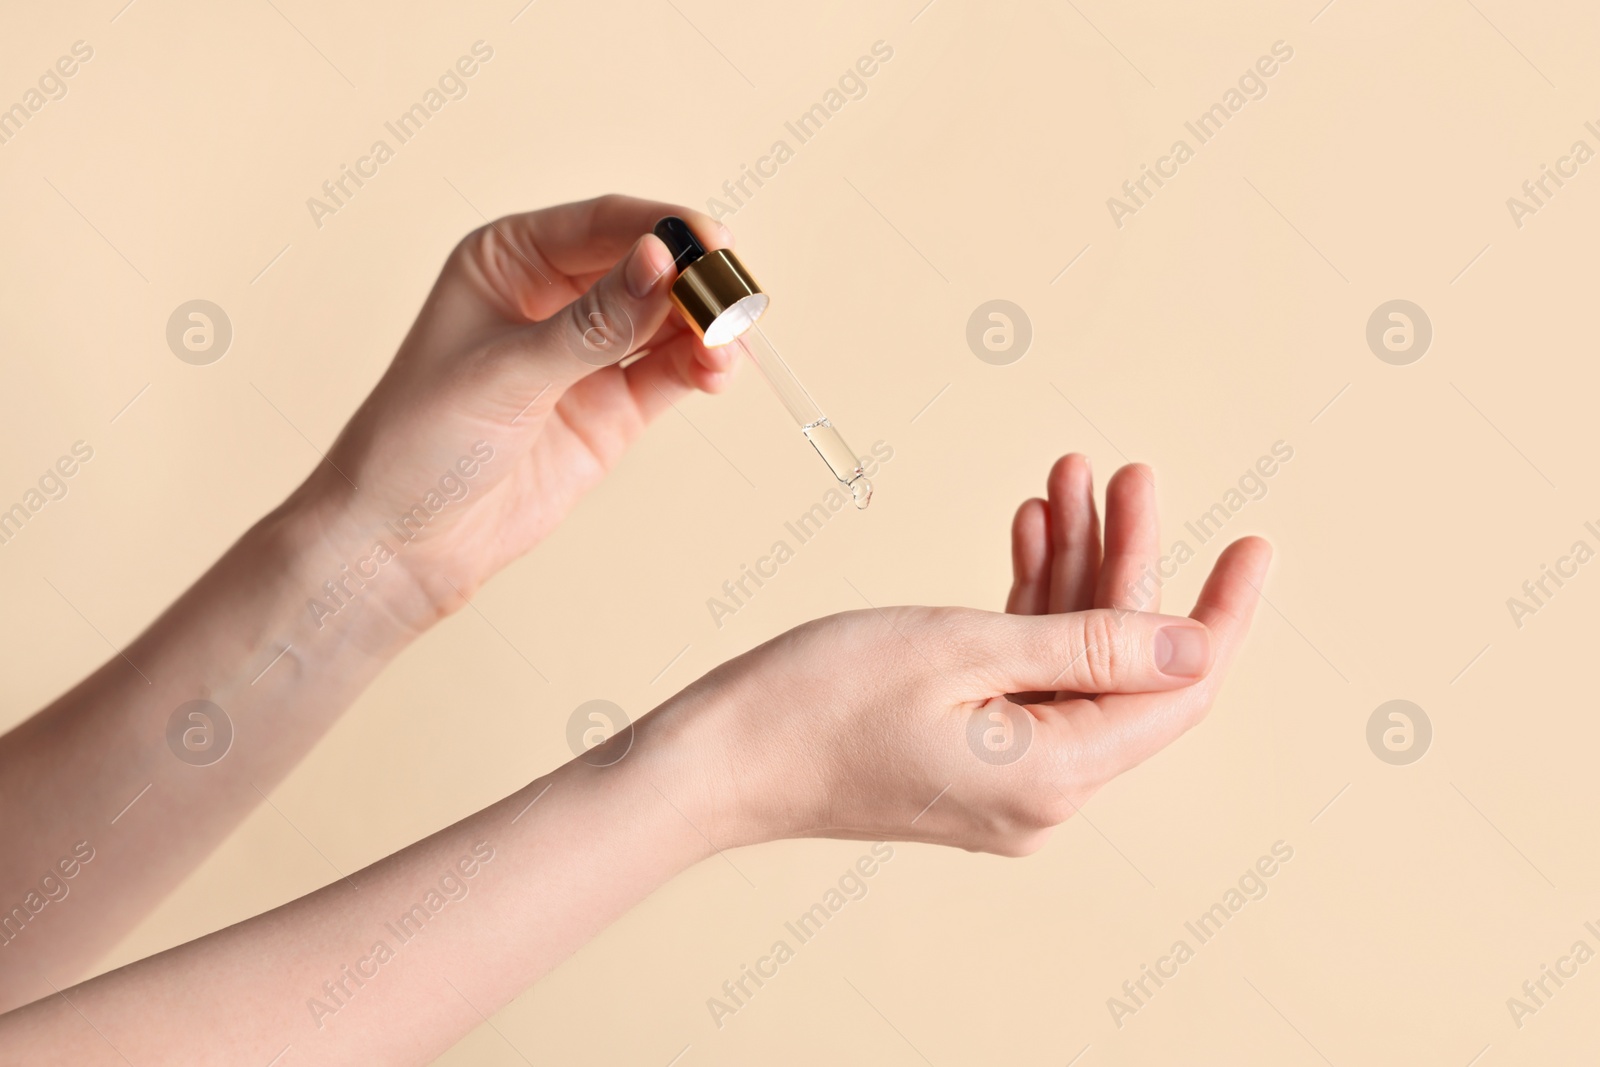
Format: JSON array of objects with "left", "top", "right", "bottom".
[
  {"left": 802, "top": 418, "right": 873, "bottom": 509},
  {"left": 733, "top": 324, "right": 872, "bottom": 509}
]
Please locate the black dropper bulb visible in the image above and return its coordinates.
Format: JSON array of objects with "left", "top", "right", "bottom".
[{"left": 653, "top": 216, "right": 706, "bottom": 272}]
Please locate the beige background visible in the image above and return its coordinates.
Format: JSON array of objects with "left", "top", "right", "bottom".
[{"left": 3, "top": 0, "right": 1598, "bottom": 1062}]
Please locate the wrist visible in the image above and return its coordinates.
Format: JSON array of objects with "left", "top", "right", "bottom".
[
  {"left": 251, "top": 484, "right": 432, "bottom": 662},
  {"left": 543, "top": 742, "right": 721, "bottom": 875},
  {"left": 268, "top": 476, "right": 449, "bottom": 652},
  {"left": 632, "top": 671, "right": 811, "bottom": 852}
]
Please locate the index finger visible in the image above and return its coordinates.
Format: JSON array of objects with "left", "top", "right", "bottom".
[{"left": 491, "top": 194, "right": 732, "bottom": 279}]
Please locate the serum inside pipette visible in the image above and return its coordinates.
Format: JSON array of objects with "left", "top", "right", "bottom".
[
  {"left": 734, "top": 329, "right": 873, "bottom": 510},
  {"left": 801, "top": 418, "right": 873, "bottom": 509}
]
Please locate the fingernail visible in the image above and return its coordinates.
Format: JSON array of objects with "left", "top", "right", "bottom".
[
  {"left": 1154, "top": 625, "right": 1209, "bottom": 677},
  {"left": 626, "top": 236, "right": 674, "bottom": 299}
]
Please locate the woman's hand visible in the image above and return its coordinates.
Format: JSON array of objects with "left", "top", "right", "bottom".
[
  {"left": 0, "top": 453, "right": 1272, "bottom": 1061},
  {"left": 0, "top": 197, "right": 738, "bottom": 1005},
  {"left": 673, "top": 455, "right": 1272, "bottom": 856},
  {"left": 293, "top": 195, "right": 737, "bottom": 637}
]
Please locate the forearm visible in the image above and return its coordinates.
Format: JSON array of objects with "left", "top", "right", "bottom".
[
  {"left": 0, "top": 711, "right": 717, "bottom": 1066},
  {"left": 0, "top": 487, "right": 423, "bottom": 1009},
  {"left": 0, "top": 196, "right": 751, "bottom": 1019}
]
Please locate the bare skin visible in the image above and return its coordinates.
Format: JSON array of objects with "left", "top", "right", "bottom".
[
  {"left": 0, "top": 197, "right": 1271, "bottom": 1063},
  {"left": 0, "top": 195, "right": 739, "bottom": 1011}
]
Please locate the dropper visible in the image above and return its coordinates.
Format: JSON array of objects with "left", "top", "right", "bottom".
[{"left": 653, "top": 217, "right": 873, "bottom": 509}]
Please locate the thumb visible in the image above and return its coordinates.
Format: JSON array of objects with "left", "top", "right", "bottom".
[
  {"left": 966, "top": 608, "right": 1214, "bottom": 695},
  {"left": 517, "top": 232, "right": 679, "bottom": 383}
]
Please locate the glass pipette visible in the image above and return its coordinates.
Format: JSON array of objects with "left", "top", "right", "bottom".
[{"left": 653, "top": 216, "right": 872, "bottom": 509}]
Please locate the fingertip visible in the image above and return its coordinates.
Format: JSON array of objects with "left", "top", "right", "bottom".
[
  {"left": 1107, "top": 462, "right": 1154, "bottom": 495},
  {"left": 626, "top": 232, "right": 675, "bottom": 299},
  {"left": 695, "top": 338, "right": 736, "bottom": 373},
  {"left": 1046, "top": 452, "right": 1095, "bottom": 547},
  {"left": 1217, "top": 536, "right": 1274, "bottom": 584},
  {"left": 680, "top": 210, "right": 734, "bottom": 251},
  {"left": 1012, "top": 499, "right": 1049, "bottom": 572},
  {"left": 696, "top": 367, "right": 734, "bottom": 393},
  {"left": 1007, "top": 498, "right": 1051, "bottom": 616},
  {"left": 1190, "top": 537, "right": 1273, "bottom": 637},
  {"left": 1047, "top": 453, "right": 1093, "bottom": 498},
  {"left": 1101, "top": 464, "right": 1155, "bottom": 527},
  {"left": 1014, "top": 495, "right": 1048, "bottom": 527},
  {"left": 1233, "top": 535, "right": 1274, "bottom": 565}
]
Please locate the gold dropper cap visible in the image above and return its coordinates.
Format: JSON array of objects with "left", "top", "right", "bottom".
[{"left": 654, "top": 217, "right": 770, "bottom": 347}]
